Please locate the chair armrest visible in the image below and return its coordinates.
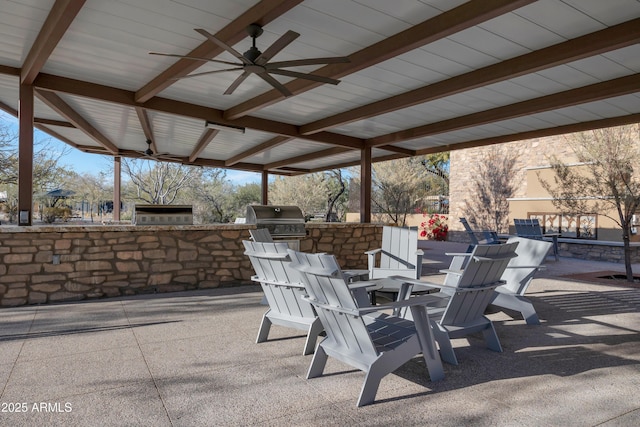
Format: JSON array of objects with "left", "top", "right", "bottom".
[
  {"left": 251, "top": 275, "right": 306, "bottom": 289},
  {"left": 244, "top": 250, "right": 289, "bottom": 259},
  {"left": 504, "top": 265, "right": 547, "bottom": 270},
  {"left": 365, "top": 248, "right": 382, "bottom": 255},
  {"left": 439, "top": 268, "right": 463, "bottom": 276},
  {"left": 445, "top": 252, "right": 473, "bottom": 257},
  {"left": 347, "top": 281, "right": 382, "bottom": 291}
]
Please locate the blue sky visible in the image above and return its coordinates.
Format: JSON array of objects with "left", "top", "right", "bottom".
[{"left": 1, "top": 111, "right": 261, "bottom": 185}]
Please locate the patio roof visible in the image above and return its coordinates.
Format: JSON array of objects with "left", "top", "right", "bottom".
[{"left": 0, "top": 0, "right": 639, "bottom": 176}]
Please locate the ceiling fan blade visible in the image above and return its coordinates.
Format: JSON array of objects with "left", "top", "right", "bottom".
[
  {"left": 172, "top": 67, "right": 244, "bottom": 80},
  {"left": 268, "top": 69, "right": 341, "bottom": 85},
  {"left": 256, "top": 71, "right": 292, "bottom": 97},
  {"left": 149, "top": 52, "right": 242, "bottom": 67},
  {"left": 224, "top": 70, "right": 252, "bottom": 95},
  {"left": 255, "top": 30, "right": 299, "bottom": 66},
  {"left": 195, "top": 28, "right": 252, "bottom": 65},
  {"left": 266, "top": 57, "right": 350, "bottom": 68}
]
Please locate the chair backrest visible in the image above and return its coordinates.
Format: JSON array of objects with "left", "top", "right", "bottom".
[
  {"left": 454, "top": 242, "right": 519, "bottom": 288},
  {"left": 243, "top": 240, "right": 314, "bottom": 319},
  {"left": 459, "top": 217, "right": 479, "bottom": 245},
  {"left": 249, "top": 228, "right": 274, "bottom": 242},
  {"left": 514, "top": 218, "right": 544, "bottom": 239},
  {"left": 288, "top": 250, "right": 378, "bottom": 356},
  {"left": 501, "top": 236, "right": 552, "bottom": 295},
  {"left": 380, "top": 225, "right": 420, "bottom": 271},
  {"left": 441, "top": 242, "right": 519, "bottom": 326}
]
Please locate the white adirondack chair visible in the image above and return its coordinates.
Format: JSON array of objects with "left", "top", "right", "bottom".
[
  {"left": 489, "top": 236, "right": 552, "bottom": 325},
  {"left": 288, "top": 249, "right": 444, "bottom": 407},
  {"left": 367, "top": 226, "right": 424, "bottom": 280},
  {"left": 243, "top": 240, "right": 322, "bottom": 355},
  {"left": 393, "top": 242, "right": 519, "bottom": 365}
]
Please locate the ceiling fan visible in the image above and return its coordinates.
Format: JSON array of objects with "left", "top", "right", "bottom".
[
  {"left": 136, "top": 139, "right": 182, "bottom": 162},
  {"left": 150, "top": 23, "right": 350, "bottom": 97}
]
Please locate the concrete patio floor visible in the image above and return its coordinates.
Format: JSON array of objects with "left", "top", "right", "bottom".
[{"left": 1, "top": 241, "right": 639, "bottom": 426}]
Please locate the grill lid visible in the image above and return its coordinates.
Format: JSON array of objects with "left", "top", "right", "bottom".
[{"left": 245, "top": 205, "right": 305, "bottom": 237}]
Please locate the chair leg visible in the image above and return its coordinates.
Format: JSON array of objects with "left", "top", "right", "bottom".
[
  {"left": 482, "top": 322, "right": 503, "bottom": 353},
  {"left": 520, "top": 302, "right": 541, "bottom": 325},
  {"left": 307, "top": 345, "right": 328, "bottom": 379},
  {"left": 256, "top": 312, "right": 272, "bottom": 343},
  {"left": 303, "top": 319, "right": 324, "bottom": 355},
  {"left": 357, "top": 365, "right": 385, "bottom": 407},
  {"left": 432, "top": 325, "right": 458, "bottom": 365}
]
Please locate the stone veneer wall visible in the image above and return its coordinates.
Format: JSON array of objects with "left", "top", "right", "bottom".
[
  {"left": 0, "top": 223, "right": 384, "bottom": 307},
  {"left": 557, "top": 240, "right": 640, "bottom": 263},
  {"left": 449, "top": 134, "right": 576, "bottom": 243}
]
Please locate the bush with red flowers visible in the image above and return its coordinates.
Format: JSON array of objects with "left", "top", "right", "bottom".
[{"left": 420, "top": 213, "right": 448, "bottom": 241}]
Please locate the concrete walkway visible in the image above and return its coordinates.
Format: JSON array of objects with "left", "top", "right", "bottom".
[{"left": 1, "top": 242, "right": 639, "bottom": 426}]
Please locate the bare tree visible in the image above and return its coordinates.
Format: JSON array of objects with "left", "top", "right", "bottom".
[
  {"left": 464, "top": 147, "right": 519, "bottom": 233},
  {"left": 122, "top": 159, "right": 199, "bottom": 205},
  {"left": 324, "top": 170, "right": 348, "bottom": 221},
  {"left": 540, "top": 124, "right": 640, "bottom": 282}
]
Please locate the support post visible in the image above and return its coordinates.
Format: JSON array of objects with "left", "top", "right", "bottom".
[
  {"left": 261, "top": 170, "right": 269, "bottom": 205},
  {"left": 18, "top": 84, "right": 34, "bottom": 226},
  {"left": 360, "top": 146, "right": 372, "bottom": 223},
  {"left": 113, "top": 156, "right": 121, "bottom": 222}
]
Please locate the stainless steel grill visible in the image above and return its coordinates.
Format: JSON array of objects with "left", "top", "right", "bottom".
[{"left": 245, "top": 205, "right": 306, "bottom": 238}]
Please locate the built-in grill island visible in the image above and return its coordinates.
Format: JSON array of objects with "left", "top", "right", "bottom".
[
  {"left": 245, "top": 205, "right": 306, "bottom": 249},
  {"left": 133, "top": 204, "right": 193, "bottom": 226}
]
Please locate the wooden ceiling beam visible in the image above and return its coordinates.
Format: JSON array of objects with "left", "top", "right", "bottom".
[
  {"left": 21, "top": 0, "right": 85, "bottom": 85},
  {"left": 367, "top": 73, "right": 640, "bottom": 147},
  {"left": 264, "top": 147, "right": 351, "bottom": 170},
  {"left": 135, "top": 107, "right": 158, "bottom": 154},
  {"left": 34, "top": 72, "right": 364, "bottom": 149},
  {"left": 35, "top": 118, "right": 74, "bottom": 128},
  {"left": 135, "top": 0, "right": 302, "bottom": 103},
  {"left": 414, "top": 113, "right": 640, "bottom": 156},
  {"left": 1, "top": 100, "right": 74, "bottom": 127},
  {"left": 307, "top": 153, "right": 408, "bottom": 173},
  {"left": 189, "top": 128, "right": 219, "bottom": 163},
  {"left": 35, "top": 90, "right": 119, "bottom": 154},
  {"left": 34, "top": 124, "right": 82, "bottom": 148},
  {"left": 378, "top": 145, "right": 415, "bottom": 156},
  {"left": 300, "top": 17, "right": 640, "bottom": 135},
  {"left": 223, "top": 0, "right": 535, "bottom": 120},
  {"left": 225, "top": 135, "right": 292, "bottom": 166}
]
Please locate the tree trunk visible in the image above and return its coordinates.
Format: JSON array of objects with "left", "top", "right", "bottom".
[{"left": 623, "top": 225, "right": 634, "bottom": 282}]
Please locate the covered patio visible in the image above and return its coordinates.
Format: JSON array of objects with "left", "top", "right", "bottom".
[
  {"left": 1, "top": 241, "right": 639, "bottom": 425},
  {"left": 1, "top": 1, "right": 640, "bottom": 224}
]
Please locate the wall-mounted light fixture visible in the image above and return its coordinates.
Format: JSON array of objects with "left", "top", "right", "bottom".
[{"left": 205, "top": 120, "right": 246, "bottom": 134}]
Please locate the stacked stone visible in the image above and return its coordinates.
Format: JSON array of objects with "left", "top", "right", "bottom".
[{"left": 0, "top": 223, "right": 384, "bottom": 307}]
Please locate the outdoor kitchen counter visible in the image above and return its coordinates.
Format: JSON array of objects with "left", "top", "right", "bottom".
[{"left": 0, "top": 222, "right": 385, "bottom": 307}]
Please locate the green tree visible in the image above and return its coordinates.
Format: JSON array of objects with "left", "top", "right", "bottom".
[
  {"left": 540, "top": 124, "right": 640, "bottom": 282},
  {"left": 0, "top": 123, "right": 72, "bottom": 223},
  {"left": 371, "top": 157, "right": 428, "bottom": 226},
  {"left": 269, "top": 173, "right": 329, "bottom": 218},
  {"left": 190, "top": 169, "right": 236, "bottom": 223}
]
